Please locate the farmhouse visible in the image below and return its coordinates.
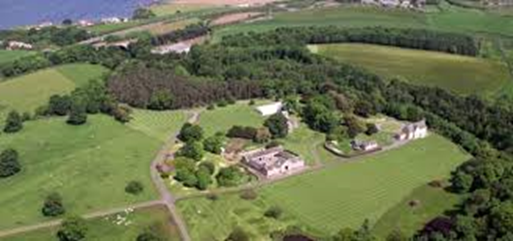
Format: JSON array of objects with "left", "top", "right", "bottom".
[
  {"left": 241, "top": 146, "right": 305, "bottom": 178},
  {"left": 256, "top": 102, "right": 283, "bottom": 116},
  {"left": 396, "top": 120, "right": 428, "bottom": 141}
]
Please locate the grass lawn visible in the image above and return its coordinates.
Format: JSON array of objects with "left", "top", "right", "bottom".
[
  {"left": 0, "top": 115, "right": 162, "bottom": 230},
  {"left": 126, "top": 109, "right": 189, "bottom": 142},
  {"left": 281, "top": 123, "right": 325, "bottom": 166},
  {"left": 197, "top": 100, "right": 269, "bottom": 137},
  {"left": 214, "top": 3, "right": 513, "bottom": 40},
  {"left": 178, "top": 134, "right": 469, "bottom": 238},
  {"left": 0, "top": 205, "right": 181, "bottom": 241},
  {"left": 372, "top": 184, "right": 462, "bottom": 238},
  {"left": 0, "top": 50, "right": 35, "bottom": 65},
  {"left": 311, "top": 43, "right": 511, "bottom": 96}
]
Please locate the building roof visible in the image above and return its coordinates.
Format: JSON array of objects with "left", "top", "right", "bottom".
[{"left": 255, "top": 102, "right": 283, "bottom": 116}]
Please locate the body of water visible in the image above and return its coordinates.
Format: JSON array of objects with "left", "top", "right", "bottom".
[{"left": 0, "top": 0, "right": 158, "bottom": 29}]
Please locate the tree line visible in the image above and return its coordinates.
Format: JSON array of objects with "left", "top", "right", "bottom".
[{"left": 220, "top": 26, "right": 480, "bottom": 56}]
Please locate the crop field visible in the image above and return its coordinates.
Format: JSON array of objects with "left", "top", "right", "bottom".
[
  {"left": 0, "top": 115, "right": 163, "bottom": 230},
  {"left": 0, "top": 64, "right": 109, "bottom": 121},
  {"left": 197, "top": 100, "right": 269, "bottom": 136},
  {"left": 0, "top": 50, "right": 35, "bottom": 65},
  {"left": 150, "top": 2, "right": 218, "bottom": 16},
  {"left": 147, "top": 18, "right": 201, "bottom": 35},
  {"left": 178, "top": 134, "right": 469, "bottom": 238},
  {"left": 372, "top": 184, "right": 462, "bottom": 238},
  {"left": 1, "top": 205, "right": 181, "bottom": 241},
  {"left": 214, "top": 3, "right": 513, "bottom": 40},
  {"left": 311, "top": 43, "right": 511, "bottom": 96},
  {"left": 126, "top": 109, "right": 189, "bottom": 142}
]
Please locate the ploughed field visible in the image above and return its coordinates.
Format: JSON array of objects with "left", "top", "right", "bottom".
[
  {"left": 310, "top": 43, "right": 511, "bottom": 96},
  {"left": 177, "top": 134, "right": 470, "bottom": 239}
]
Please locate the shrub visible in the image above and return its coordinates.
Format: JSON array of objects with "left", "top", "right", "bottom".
[
  {"left": 125, "top": 181, "right": 144, "bottom": 195},
  {"left": 217, "top": 99, "right": 228, "bottom": 107},
  {"left": 176, "top": 141, "right": 204, "bottom": 161},
  {"left": 240, "top": 189, "right": 258, "bottom": 200},
  {"left": 226, "top": 227, "right": 249, "bottom": 241},
  {"left": 199, "top": 161, "right": 216, "bottom": 175},
  {"left": 0, "top": 149, "right": 21, "bottom": 178},
  {"left": 365, "top": 123, "right": 379, "bottom": 136},
  {"left": 203, "top": 135, "right": 224, "bottom": 154},
  {"left": 136, "top": 231, "right": 162, "bottom": 241},
  {"left": 216, "top": 166, "right": 245, "bottom": 187},
  {"left": 42, "top": 192, "right": 65, "bottom": 217},
  {"left": 57, "top": 216, "right": 88, "bottom": 241},
  {"left": 264, "top": 113, "right": 289, "bottom": 138},
  {"left": 67, "top": 98, "right": 87, "bottom": 125},
  {"left": 178, "top": 123, "right": 204, "bottom": 143},
  {"left": 4, "top": 110, "right": 23, "bottom": 133},
  {"left": 264, "top": 206, "right": 283, "bottom": 219},
  {"left": 227, "top": 126, "right": 257, "bottom": 140}
]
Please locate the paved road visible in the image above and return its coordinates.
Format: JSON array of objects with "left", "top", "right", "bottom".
[{"left": 149, "top": 110, "right": 200, "bottom": 241}]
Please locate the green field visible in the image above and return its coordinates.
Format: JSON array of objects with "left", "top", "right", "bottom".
[
  {"left": 127, "top": 109, "right": 189, "bottom": 142},
  {"left": 0, "top": 115, "right": 163, "bottom": 230},
  {"left": 311, "top": 43, "right": 511, "bottom": 96},
  {"left": 0, "top": 205, "right": 181, "bottom": 241},
  {"left": 0, "top": 50, "right": 35, "bottom": 65},
  {"left": 150, "top": 2, "right": 219, "bottom": 16},
  {"left": 197, "top": 101, "right": 269, "bottom": 137},
  {"left": 178, "top": 134, "right": 470, "bottom": 238},
  {"left": 372, "top": 184, "right": 462, "bottom": 238},
  {"left": 214, "top": 3, "right": 513, "bottom": 40},
  {"left": 281, "top": 123, "right": 325, "bottom": 166},
  {"left": 0, "top": 64, "right": 109, "bottom": 122}
]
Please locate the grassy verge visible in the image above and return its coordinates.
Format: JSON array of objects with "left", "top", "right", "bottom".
[
  {"left": 312, "top": 43, "right": 511, "bottom": 96},
  {"left": 0, "top": 50, "right": 35, "bottom": 65}
]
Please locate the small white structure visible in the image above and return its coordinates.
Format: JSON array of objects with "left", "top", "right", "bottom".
[
  {"left": 396, "top": 120, "right": 428, "bottom": 141},
  {"left": 242, "top": 146, "right": 305, "bottom": 178},
  {"left": 101, "top": 17, "right": 127, "bottom": 24},
  {"left": 77, "top": 20, "right": 95, "bottom": 27},
  {"left": 351, "top": 140, "right": 380, "bottom": 151},
  {"left": 256, "top": 102, "right": 283, "bottom": 116},
  {"left": 7, "top": 41, "right": 33, "bottom": 50},
  {"left": 152, "top": 42, "right": 192, "bottom": 55}
]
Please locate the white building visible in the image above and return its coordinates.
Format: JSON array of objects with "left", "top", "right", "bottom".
[
  {"left": 7, "top": 41, "right": 33, "bottom": 50},
  {"left": 396, "top": 120, "right": 428, "bottom": 141},
  {"left": 151, "top": 42, "right": 192, "bottom": 55},
  {"left": 242, "top": 146, "right": 305, "bottom": 178},
  {"left": 77, "top": 20, "right": 95, "bottom": 27},
  {"left": 256, "top": 102, "right": 283, "bottom": 116}
]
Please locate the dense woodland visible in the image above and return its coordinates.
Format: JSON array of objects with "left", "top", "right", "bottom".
[{"left": 1, "top": 25, "right": 513, "bottom": 240}]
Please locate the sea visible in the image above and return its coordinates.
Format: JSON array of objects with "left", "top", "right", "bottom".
[{"left": 0, "top": 0, "right": 159, "bottom": 29}]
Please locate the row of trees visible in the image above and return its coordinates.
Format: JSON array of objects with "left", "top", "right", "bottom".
[
  {"left": 0, "top": 26, "right": 91, "bottom": 47},
  {"left": 151, "top": 23, "right": 210, "bottom": 46},
  {"left": 221, "top": 26, "right": 480, "bottom": 56}
]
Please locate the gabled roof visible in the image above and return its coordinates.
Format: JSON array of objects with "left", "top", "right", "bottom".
[{"left": 256, "top": 102, "right": 283, "bottom": 116}]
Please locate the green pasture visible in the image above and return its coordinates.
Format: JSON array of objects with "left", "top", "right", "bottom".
[
  {"left": 197, "top": 100, "right": 269, "bottom": 136},
  {"left": 281, "top": 123, "right": 325, "bottom": 166},
  {"left": 372, "top": 184, "right": 462, "bottom": 238},
  {"left": 127, "top": 109, "right": 189, "bottom": 142},
  {"left": 0, "top": 115, "right": 162, "bottom": 230},
  {"left": 311, "top": 43, "right": 511, "bottom": 96},
  {"left": 0, "top": 64, "right": 109, "bottom": 121},
  {"left": 0, "top": 50, "right": 35, "bottom": 65},
  {"left": 214, "top": 3, "right": 513, "bottom": 40},
  {"left": 178, "top": 134, "right": 470, "bottom": 238},
  {"left": 0, "top": 205, "right": 181, "bottom": 241}
]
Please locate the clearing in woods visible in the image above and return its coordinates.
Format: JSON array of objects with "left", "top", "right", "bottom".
[{"left": 310, "top": 43, "right": 511, "bottom": 96}]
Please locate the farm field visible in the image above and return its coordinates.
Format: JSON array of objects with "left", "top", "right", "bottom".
[
  {"left": 0, "top": 115, "right": 162, "bottom": 230},
  {"left": 85, "top": 21, "right": 144, "bottom": 35},
  {"left": 214, "top": 3, "right": 513, "bottom": 40},
  {"left": 372, "top": 184, "right": 462, "bottom": 238},
  {"left": 310, "top": 43, "right": 511, "bottom": 96},
  {"left": 150, "top": 2, "right": 219, "bottom": 16},
  {"left": 0, "top": 64, "right": 109, "bottom": 121},
  {"left": 178, "top": 134, "right": 470, "bottom": 238},
  {"left": 0, "top": 205, "right": 181, "bottom": 241},
  {"left": 126, "top": 109, "right": 189, "bottom": 142},
  {"left": 0, "top": 50, "right": 35, "bottom": 65},
  {"left": 197, "top": 100, "right": 269, "bottom": 136},
  {"left": 147, "top": 18, "right": 201, "bottom": 35}
]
